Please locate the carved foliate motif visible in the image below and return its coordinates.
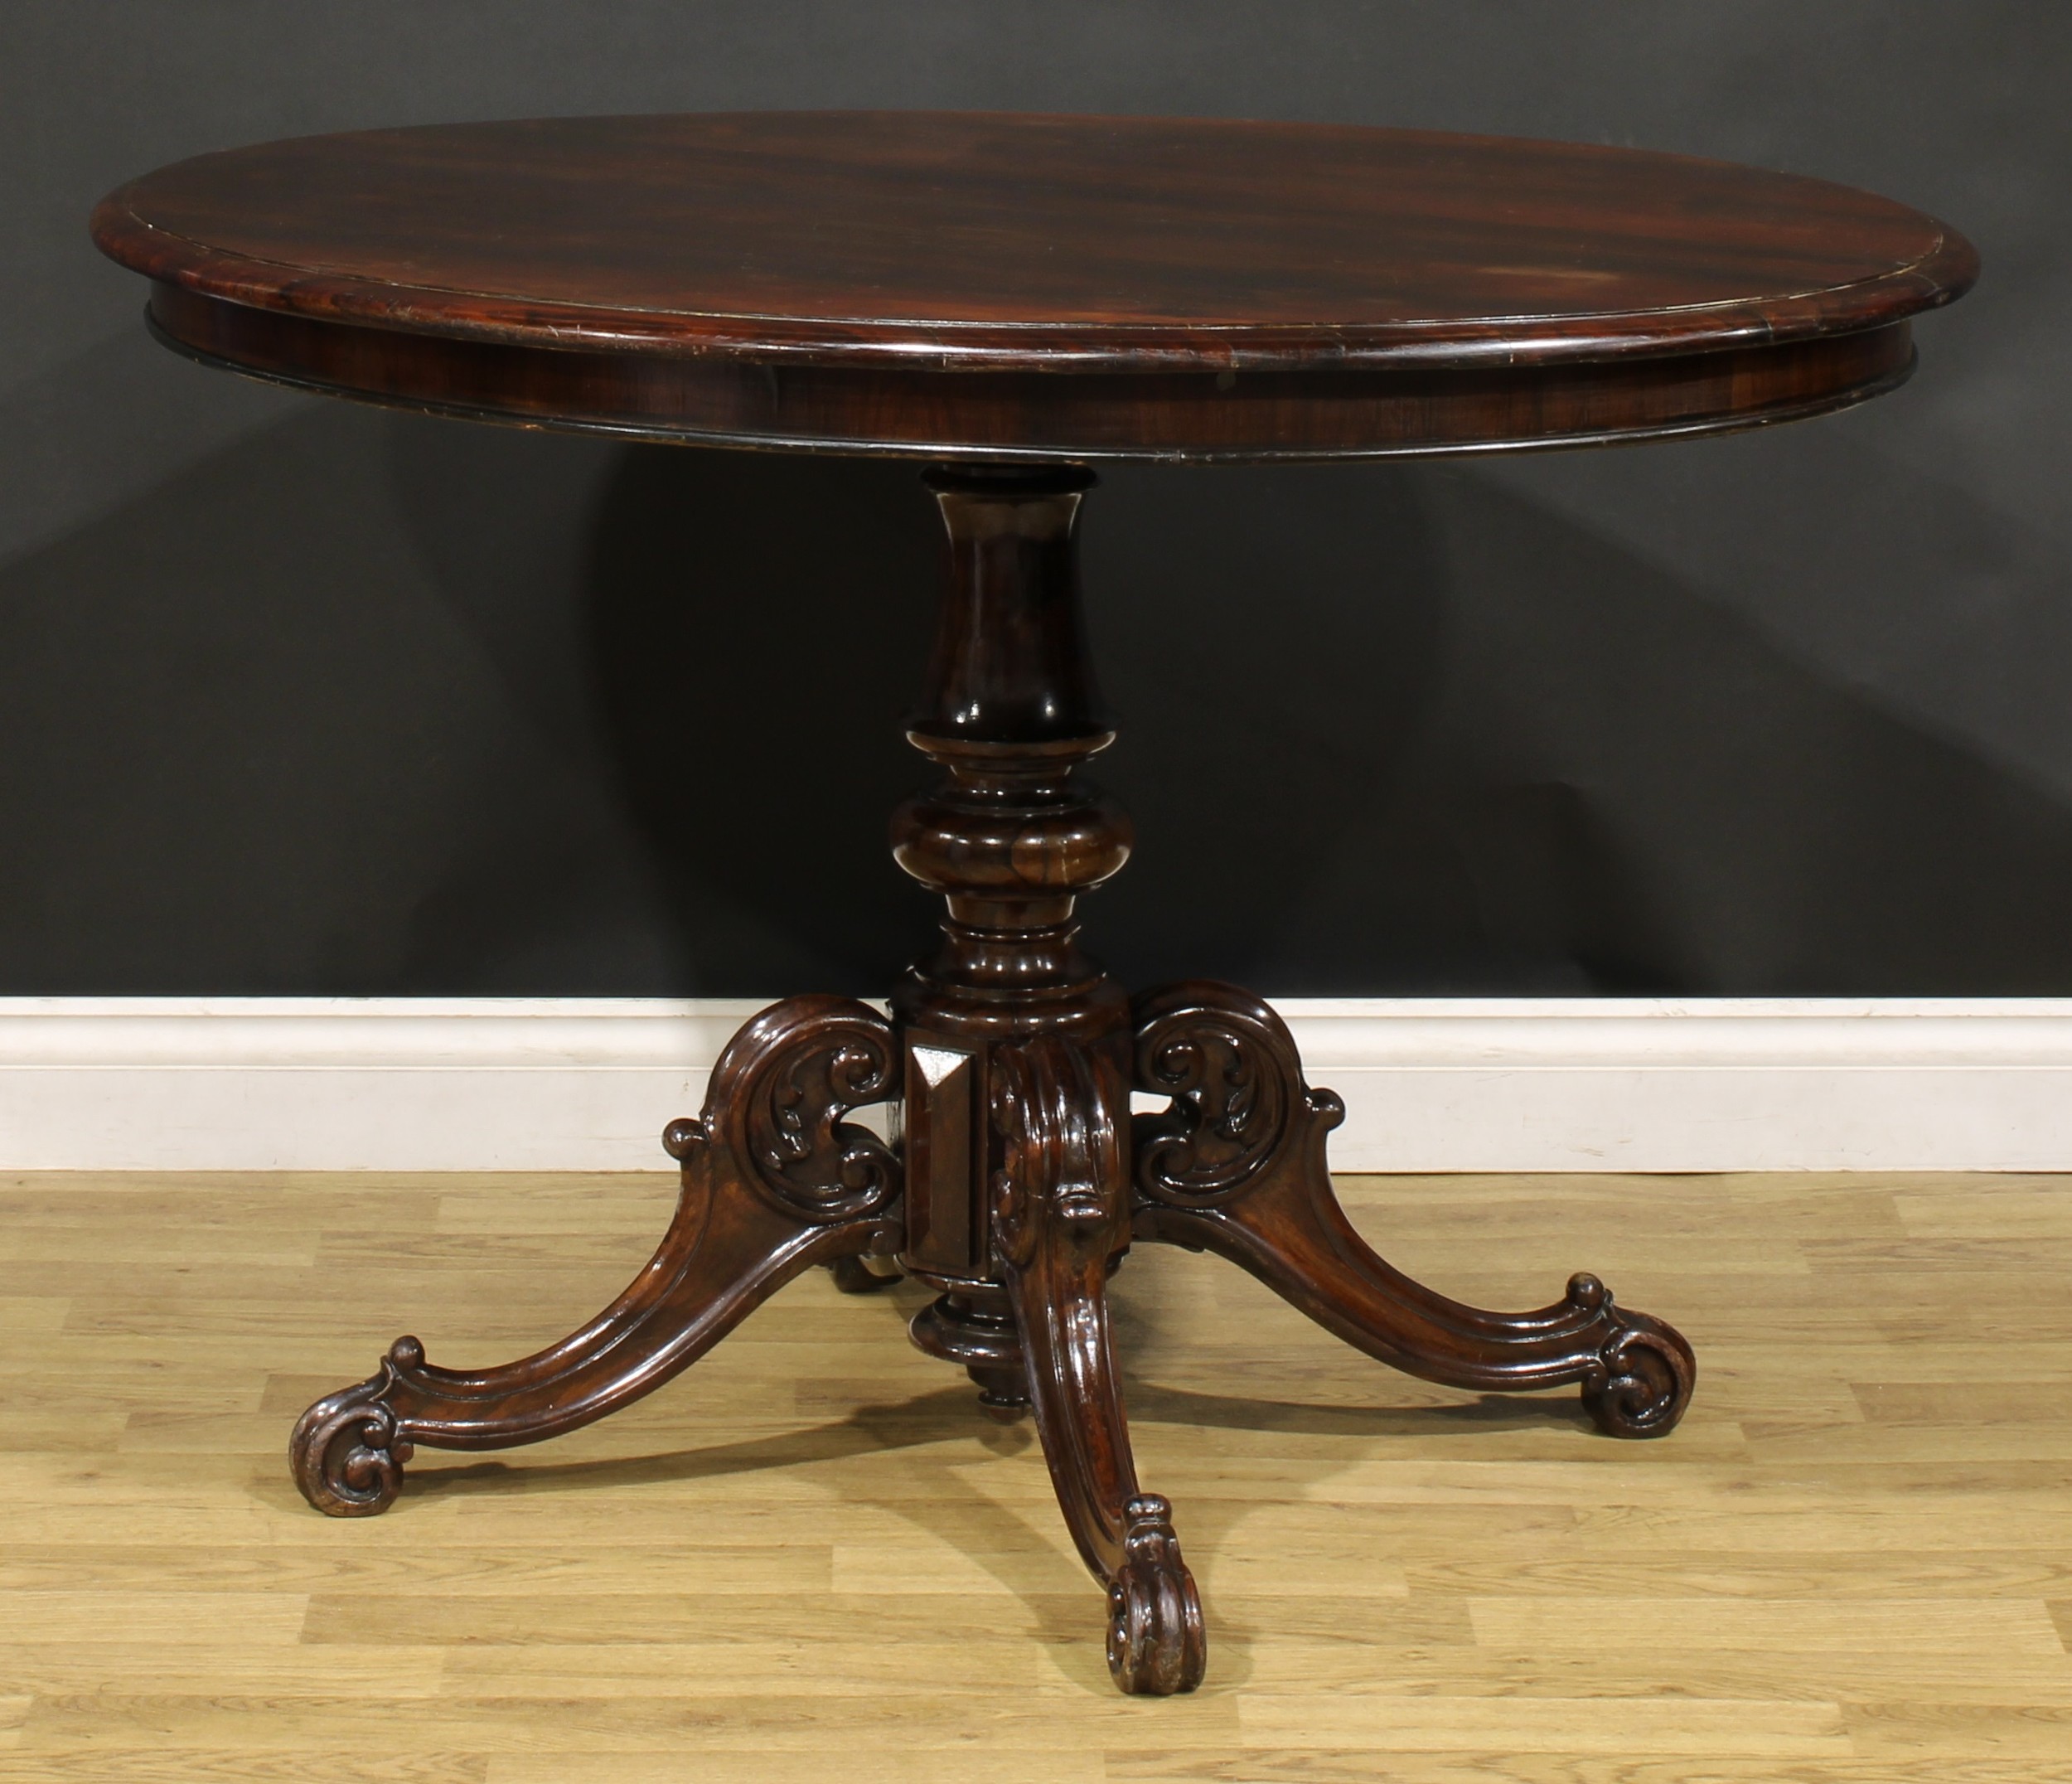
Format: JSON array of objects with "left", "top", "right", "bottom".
[
  {"left": 1568, "top": 1273, "right": 1697, "bottom": 1437},
  {"left": 288, "top": 1345, "right": 418, "bottom": 1517},
  {"left": 1128, "top": 981, "right": 1697, "bottom": 1441},
  {"left": 990, "top": 1035, "right": 1123, "bottom": 1271},
  {"left": 670, "top": 1001, "right": 900, "bottom": 1225},
  {"left": 279, "top": 444, "right": 1702, "bottom": 1700},
  {"left": 290, "top": 996, "right": 903, "bottom": 1520},
  {"left": 1132, "top": 982, "right": 1341, "bottom": 1206}
]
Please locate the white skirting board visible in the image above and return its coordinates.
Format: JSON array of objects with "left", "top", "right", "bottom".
[{"left": 3, "top": 996, "right": 2072, "bottom": 1173}]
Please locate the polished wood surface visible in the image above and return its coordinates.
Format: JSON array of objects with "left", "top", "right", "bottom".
[
  {"left": 4, "top": 1167, "right": 2068, "bottom": 1777},
  {"left": 277, "top": 464, "right": 1691, "bottom": 1694},
  {"left": 1130, "top": 982, "right": 1693, "bottom": 1437},
  {"left": 93, "top": 113, "right": 1973, "bottom": 367},
  {"left": 93, "top": 113, "right": 1975, "bottom": 459},
  {"left": 289, "top": 998, "right": 903, "bottom": 1515},
  {"left": 85, "top": 118, "right": 1973, "bottom": 1701}
]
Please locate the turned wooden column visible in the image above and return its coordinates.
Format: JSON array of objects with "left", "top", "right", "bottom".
[
  {"left": 891, "top": 465, "right": 1133, "bottom": 1408},
  {"left": 889, "top": 467, "right": 1206, "bottom": 1694}
]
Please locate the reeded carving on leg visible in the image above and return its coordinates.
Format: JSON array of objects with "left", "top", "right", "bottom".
[
  {"left": 993, "top": 1033, "right": 1205, "bottom": 1695},
  {"left": 1129, "top": 981, "right": 1695, "bottom": 1438},
  {"left": 290, "top": 996, "right": 902, "bottom": 1516}
]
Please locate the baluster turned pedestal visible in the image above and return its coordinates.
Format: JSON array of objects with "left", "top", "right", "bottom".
[{"left": 290, "top": 463, "right": 1692, "bottom": 1694}]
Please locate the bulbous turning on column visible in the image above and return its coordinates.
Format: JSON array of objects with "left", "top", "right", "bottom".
[{"left": 892, "top": 463, "right": 1132, "bottom": 1010}]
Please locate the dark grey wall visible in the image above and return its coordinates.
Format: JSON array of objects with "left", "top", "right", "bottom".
[{"left": 6, "top": 2, "right": 2066, "bottom": 996}]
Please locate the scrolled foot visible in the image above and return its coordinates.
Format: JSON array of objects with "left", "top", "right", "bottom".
[
  {"left": 1106, "top": 1495, "right": 1207, "bottom": 1695},
  {"left": 1129, "top": 984, "right": 1699, "bottom": 1439},
  {"left": 287, "top": 996, "right": 904, "bottom": 1516},
  {"left": 289, "top": 1340, "right": 419, "bottom": 1517},
  {"left": 1576, "top": 1283, "right": 1696, "bottom": 1437}
]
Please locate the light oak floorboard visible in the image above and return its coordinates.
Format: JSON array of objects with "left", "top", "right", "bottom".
[{"left": 1, "top": 1169, "right": 2069, "bottom": 1781}]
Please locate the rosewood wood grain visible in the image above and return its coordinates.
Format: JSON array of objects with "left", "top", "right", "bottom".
[
  {"left": 887, "top": 466, "right": 1133, "bottom": 1263},
  {"left": 94, "top": 113, "right": 1973, "bottom": 462},
  {"left": 886, "top": 466, "right": 1199, "bottom": 1689},
  {"left": 94, "top": 113, "right": 1974, "bottom": 369},
  {"left": 138, "top": 282, "right": 1920, "bottom": 463},
  {"left": 276, "top": 460, "right": 1696, "bottom": 1689},
  {"left": 92, "top": 113, "right": 1974, "bottom": 1698}
]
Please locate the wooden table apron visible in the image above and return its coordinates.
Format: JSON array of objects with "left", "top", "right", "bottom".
[{"left": 91, "top": 111, "right": 1976, "bottom": 1696}]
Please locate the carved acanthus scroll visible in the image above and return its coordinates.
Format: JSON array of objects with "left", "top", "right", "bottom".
[
  {"left": 1128, "top": 981, "right": 1695, "bottom": 1438},
  {"left": 290, "top": 996, "right": 903, "bottom": 1519}
]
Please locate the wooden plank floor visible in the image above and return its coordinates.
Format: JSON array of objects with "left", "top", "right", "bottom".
[{"left": 2, "top": 1169, "right": 2070, "bottom": 1781}]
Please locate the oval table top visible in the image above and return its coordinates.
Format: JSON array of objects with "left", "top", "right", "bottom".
[{"left": 92, "top": 111, "right": 1978, "bottom": 463}]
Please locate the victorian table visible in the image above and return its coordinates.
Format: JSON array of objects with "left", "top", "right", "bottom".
[{"left": 92, "top": 112, "right": 1975, "bottom": 1694}]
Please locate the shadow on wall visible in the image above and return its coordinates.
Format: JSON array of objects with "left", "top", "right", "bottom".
[
  {"left": 583, "top": 446, "right": 941, "bottom": 993},
  {"left": 2, "top": 391, "right": 2072, "bottom": 995},
  {"left": 576, "top": 445, "right": 1452, "bottom": 992}
]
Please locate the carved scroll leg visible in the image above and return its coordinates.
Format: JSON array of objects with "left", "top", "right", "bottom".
[
  {"left": 993, "top": 1036, "right": 1206, "bottom": 1696},
  {"left": 290, "top": 996, "right": 903, "bottom": 1515},
  {"left": 1129, "top": 982, "right": 1695, "bottom": 1438}
]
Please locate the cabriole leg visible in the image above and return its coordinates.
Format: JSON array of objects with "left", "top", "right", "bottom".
[
  {"left": 1129, "top": 982, "right": 1696, "bottom": 1437},
  {"left": 994, "top": 1034, "right": 1206, "bottom": 1694},
  {"left": 289, "top": 996, "right": 902, "bottom": 1515}
]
